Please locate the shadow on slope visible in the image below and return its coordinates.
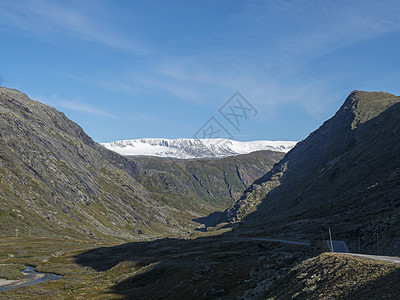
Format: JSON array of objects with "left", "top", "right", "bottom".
[
  {"left": 228, "top": 92, "right": 400, "bottom": 255},
  {"left": 192, "top": 211, "right": 226, "bottom": 229},
  {"left": 74, "top": 232, "right": 314, "bottom": 299}
]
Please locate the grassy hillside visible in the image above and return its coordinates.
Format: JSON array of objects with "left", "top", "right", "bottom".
[{"left": 130, "top": 150, "right": 284, "bottom": 213}]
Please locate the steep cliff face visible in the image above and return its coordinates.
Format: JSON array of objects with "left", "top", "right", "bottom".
[
  {"left": 226, "top": 91, "right": 400, "bottom": 254},
  {"left": 0, "top": 87, "right": 191, "bottom": 240}
]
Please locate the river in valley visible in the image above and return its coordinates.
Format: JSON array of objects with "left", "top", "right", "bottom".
[{"left": 0, "top": 266, "right": 62, "bottom": 292}]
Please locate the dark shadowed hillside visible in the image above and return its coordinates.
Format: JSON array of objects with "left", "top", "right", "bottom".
[
  {"left": 262, "top": 252, "right": 400, "bottom": 299},
  {"left": 226, "top": 90, "right": 400, "bottom": 255}
]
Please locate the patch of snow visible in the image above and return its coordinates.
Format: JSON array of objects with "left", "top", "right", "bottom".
[{"left": 101, "top": 138, "right": 297, "bottom": 159}]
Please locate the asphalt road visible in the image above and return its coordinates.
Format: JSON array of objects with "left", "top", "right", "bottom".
[
  {"left": 251, "top": 238, "right": 311, "bottom": 246},
  {"left": 345, "top": 253, "right": 400, "bottom": 263},
  {"left": 241, "top": 237, "right": 400, "bottom": 264},
  {"left": 252, "top": 238, "right": 400, "bottom": 264}
]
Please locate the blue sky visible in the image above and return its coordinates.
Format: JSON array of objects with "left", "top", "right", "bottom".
[{"left": 1, "top": 0, "right": 399, "bottom": 142}]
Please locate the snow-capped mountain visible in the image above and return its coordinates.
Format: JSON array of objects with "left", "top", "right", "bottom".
[{"left": 101, "top": 138, "right": 297, "bottom": 159}]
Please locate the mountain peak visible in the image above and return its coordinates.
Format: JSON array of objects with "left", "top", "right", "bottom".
[
  {"left": 342, "top": 90, "right": 400, "bottom": 129},
  {"left": 0, "top": 86, "right": 32, "bottom": 104}
]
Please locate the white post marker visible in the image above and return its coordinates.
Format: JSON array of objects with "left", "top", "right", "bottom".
[{"left": 329, "top": 227, "right": 334, "bottom": 252}]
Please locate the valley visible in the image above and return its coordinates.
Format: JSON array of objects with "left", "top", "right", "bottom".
[
  {"left": 2, "top": 0, "right": 400, "bottom": 298},
  {"left": 1, "top": 88, "right": 400, "bottom": 299},
  {"left": 0, "top": 87, "right": 283, "bottom": 241}
]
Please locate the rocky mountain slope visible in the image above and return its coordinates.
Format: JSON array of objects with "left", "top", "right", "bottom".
[
  {"left": 102, "top": 138, "right": 296, "bottom": 159},
  {"left": 226, "top": 90, "right": 400, "bottom": 254},
  {"left": 0, "top": 87, "right": 192, "bottom": 240}
]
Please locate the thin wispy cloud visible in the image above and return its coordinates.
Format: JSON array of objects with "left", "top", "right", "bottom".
[
  {"left": 29, "top": 93, "right": 116, "bottom": 118},
  {"left": 57, "top": 99, "right": 116, "bottom": 118},
  {"left": 68, "top": 74, "right": 139, "bottom": 97},
  {"left": 67, "top": 0, "right": 400, "bottom": 118},
  {"left": 127, "top": 112, "right": 162, "bottom": 124},
  {"left": 0, "top": 0, "right": 147, "bottom": 54},
  {"left": 4, "top": 0, "right": 399, "bottom": 141},
  {"left": 244, "top": 0, "right": 400, "bottom": 58},
  {"left": 282, "top": 17, "right": 400, "bottom": 60},
  {"left": 149, "top": 2, "right": 400, "bottom": 113},
  {"left": 16, "top": 0, "right": 392, "bottom": 118}
]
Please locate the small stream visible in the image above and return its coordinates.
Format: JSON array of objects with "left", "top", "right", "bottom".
[{"left": 0, "top": 266, "right": 62, "bottom": 292}]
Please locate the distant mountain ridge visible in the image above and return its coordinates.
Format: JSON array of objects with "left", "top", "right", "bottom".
[
  {"left": 129, "top": 150, "right": 285, "bottom": 214},
  {"left": 101, "top": 138, "right": 297, "bottom": 159}
]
